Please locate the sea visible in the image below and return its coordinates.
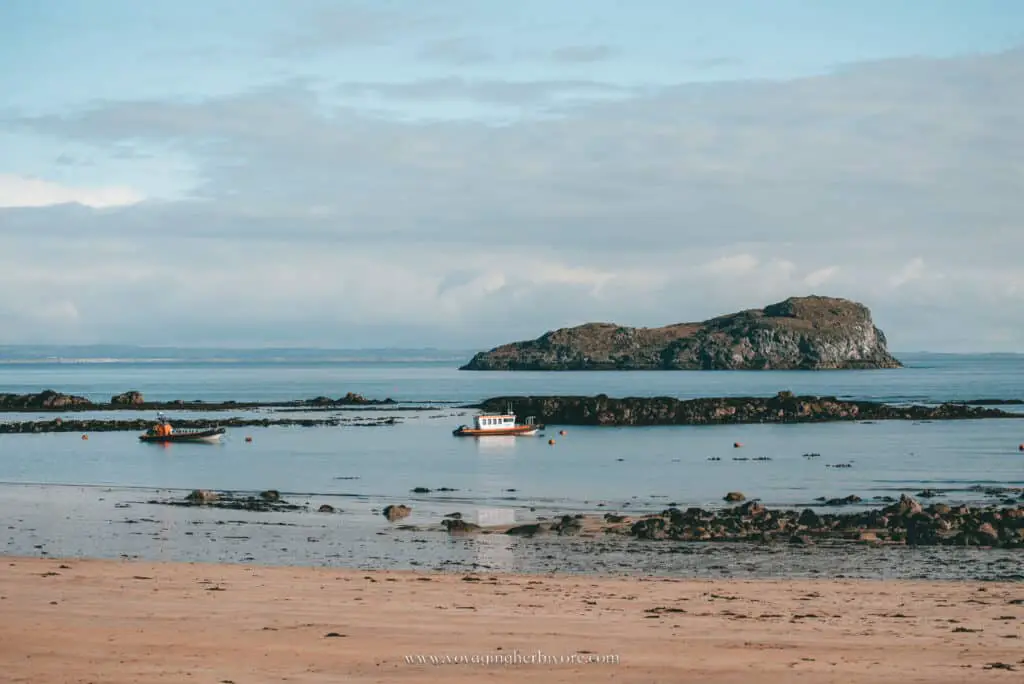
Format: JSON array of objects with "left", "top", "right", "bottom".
[{"left": 1, "top": 348, "right": 1022, "bottom": 578}]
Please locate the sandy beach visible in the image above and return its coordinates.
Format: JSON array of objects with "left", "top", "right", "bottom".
[{"left": 1, "top": 557, "right": 1021, "bottom": 683}]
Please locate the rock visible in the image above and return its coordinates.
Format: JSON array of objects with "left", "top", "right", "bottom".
[
  {"left": 975, "top": 522, "right": 1000, "bottom": 545},
  {"left": 317, "top": 504, "right": 335, "bottom": 513},
  {"left": 724, "top": 492, "right": 746, "bottom": 502},
  {"left": 259, "top": 490, "right": 280, "bottom": 502},
  {"left": 552, "top": 515, "right": 583, "bottom": 536},
  {"left": 823, "top": 495, "right": 862, "bottom": 506},
  {"left": 887, "top": 494, "right": 923, "bottom": 518},
  {"left": 506, "top": 523, "right": 546, "bottom": 537},
  {"left": 631, "top": 517, "right": 667, "bottom": 540},
  {"left": 185, "top": 489, "right": 219, "bottom": 503},
  {"left": 382, "top": 504, "right": 412, "bottom": 522},
  {"left": 442, "top": 519, "right": 480, "bottom": 535},
  {"left": 0, "top": 390, "right": 93, "bottom": 410},
  {"left": 798, "top": 509, "right": 822, "bottom": 527},
  {"left": 734, "top": 500, "right": 766, "bottom": 517},
  {"left": 110, "top": 391, "right": 145, "bottom": 406},
  {"left": 460, "top": 296, "right": 902, "bottom": 371}
]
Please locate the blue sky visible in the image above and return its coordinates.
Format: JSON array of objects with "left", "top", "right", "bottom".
[{"left": 1, "top": 1, "right": 1023, "bottom": 350}]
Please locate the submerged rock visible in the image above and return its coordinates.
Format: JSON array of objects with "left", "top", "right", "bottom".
[{"left": 155, "top": 489, "right": 304, "bottom": 512}]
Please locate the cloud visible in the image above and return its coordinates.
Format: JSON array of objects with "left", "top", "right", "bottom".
[
  {"left": 0, "top": 174, "right": 143, "bottom": 209},
  {"left": 4, "top": 48, "right": 1024, "bottom": 350},
  {"left": 804, "top": 266, "right": 839, "bottom": 288},
  {"left": 274, "top": 5, "right": 448, "bottom": 55},
  {"left": 418, "top": 37, "right": 493, "bottom": 65},
  {"left": 550, "top": 45, "right": 616, "bottom": 63},
  {"left": 690, "top": 57, "right": 742, "bottom": 69},
  {"left": 337, "top": 77, "right": 632, "bottom": 106},
  {"left": 702, "top": 254, "right": 759, "bottom": 276},
  {"left": 889, "top": 257, "right": 926, "bottom": 288}
]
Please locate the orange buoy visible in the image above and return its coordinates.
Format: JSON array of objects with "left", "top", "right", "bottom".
[
  {"left": 548, "top": 439, "right": 555, "bottom": 445},
  {"left": 245, "top": 436, "right": 253, "bottom": 443},
  {"left": 1019, "top": 443, "right": 1023, "bottom": 452},
  {"left": 81, "top": 434, "right": 88, "bottom": 440},
  {"left": 733, "top": 442, "right": 742, "bottom": 448},
  {"left": 559, "top": 430, "right": 567, "bottom": 436}
]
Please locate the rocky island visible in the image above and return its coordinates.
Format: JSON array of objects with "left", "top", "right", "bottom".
[{"left": 460, "top": 295, "right": 902, "bottom": 371}]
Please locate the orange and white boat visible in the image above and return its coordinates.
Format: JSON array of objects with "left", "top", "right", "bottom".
[{"left": 452, "top": 408, "right": 543, "bottom": 437}]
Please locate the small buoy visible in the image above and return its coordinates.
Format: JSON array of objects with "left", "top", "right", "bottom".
[
  {"left": 559, "top": 430, "right": 567, "bottom": 436},
  {"left": 245, "top": 436, "right": 253, "bottom": 443},
  {"left": 548, "top": 439, "right": 555, "bottom": 445},
  {"left": 733, "top": 442, "right": 742, "bottom": 448},
  {"left": 81, "top": 434, "right": 89, "bottom": 440}
]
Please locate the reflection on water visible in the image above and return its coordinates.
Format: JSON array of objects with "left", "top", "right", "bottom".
[
  {"left": 470, "top": 532, "right": 516, "bottom": 571},
  {"left": 474, "top": 435, "right": 517, "bottom": 452}
]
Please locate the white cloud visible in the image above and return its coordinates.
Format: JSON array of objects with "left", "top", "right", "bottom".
[
  {"left": 889, "top": 257, "right": 925, "bottom": 288},
  {"left": 0, "top": 174, "right": 143, "bottom": 209},
  {"left": 703, "top": 254, "right": 759, "bottom": 275},
  {"left": 804, "top": 266, "right": 839, "bottom": 287}
]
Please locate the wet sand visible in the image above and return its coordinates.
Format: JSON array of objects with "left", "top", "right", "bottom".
[{"left": 2, "top": 556, "right": 1022, "bottom": 683}]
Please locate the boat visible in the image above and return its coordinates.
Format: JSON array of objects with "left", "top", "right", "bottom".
[
  {"left": 139, "top": 425, "right": 226, "bottom": 443},
  {"left": 452, "top": 407, "right": 544, "bottom": 437},
  {"left": 139, "top": 415, "right": 226, "bottom": 443}
]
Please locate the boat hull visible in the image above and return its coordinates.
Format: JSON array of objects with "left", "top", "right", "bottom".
[
  {"left": 452, "top": 425, "right": 543, "bottom": 437},
  {"left": 139, "top": 427, "right": 226, "bottom": 444}
]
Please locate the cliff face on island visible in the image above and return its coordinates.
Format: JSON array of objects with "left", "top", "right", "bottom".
[{"left": 461, "top": 296, "right": 902, "bottom": 371}]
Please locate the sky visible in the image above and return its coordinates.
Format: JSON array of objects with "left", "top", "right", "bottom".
[{"left": 1, "top": 0, "right": 1023, "bottom": 352}]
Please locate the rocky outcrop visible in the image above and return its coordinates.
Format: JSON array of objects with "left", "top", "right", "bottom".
[
  {"left": 0, "top": 390, "right": 398, "bottom": 412},
  {"left": 461, "top": 295, "right": 901, "bottom": 370},
  {"left": 110, "top": 390, "right": 145, "bottom": 405},
  {"left": 0, "top": 415, "right": 399, "bottom": 433},
  {"left": 612, "top": 494, "right": 1024, "bottom": 548},
  {"left": 0, "top": 390, "right": 93, "bottom": 410},
  {"left": 307, "top": 392, "right": 396, "bottom": 406},
  {"left": 153, "top": 489, "right": 305, "bottom": 512},
  {"left": 476, "top": 391, "right": 1021, "bottom": 426}
]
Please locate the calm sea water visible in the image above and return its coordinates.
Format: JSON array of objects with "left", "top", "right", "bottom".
[
  {"left": 1, "top": 351, "right": 1022, "bottom": 508},
  {"left": 2, "top": 351, "right": 1023, "bottom": 575},
  {"left": 0, "top": 352, "right": 1022, "bottom": 404}
]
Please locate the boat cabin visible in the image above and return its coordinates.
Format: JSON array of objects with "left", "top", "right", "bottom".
[
  {"left": 473, "top": 413, "right": 537, "bottom": 430},
  {"left": 475, "top": 414, "right": 515, "bottom": 429}
]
